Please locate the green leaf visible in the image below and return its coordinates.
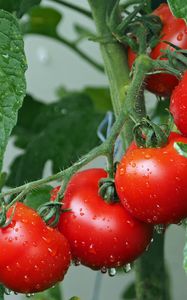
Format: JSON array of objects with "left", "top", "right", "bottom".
[
  {"left": 25, "top": 185, "right": 53, "bottom": 210},
  {"left": 83, "top": 87, "right": 112, "bottom": 112},
  {"left": 7, "top": 93, "right": 104, "bottom": 186},
  {"left": 12, "top": 94, "right": 45, "bottom": 148},
  {"left": 168, "top": 0, "right": 187, "bottom": 22},
  {"left": 22, "top": 6, "right": 62, "bottom": 37},
  {"left": 0, "top": 10, "right": 27, "bottom": 171},
  {"left": 0, "top": 0, "right": 41, "bottom": 18},
  {"left": 27, "top": 284, "right": 62, "bottom": 300},
  {"left": 174, "top": 142, "right": 187, "bottom": 158},
  {"left": 121, "top": 282, "right": 136, "bottom": 299}
]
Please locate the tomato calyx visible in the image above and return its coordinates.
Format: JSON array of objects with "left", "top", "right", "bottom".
[
  {"left": 0, "top": 201, "right": 17, "bottom": 228},
  {"left": 161, "top": 45, "right": 187, "bottom": 76},
  {"left": 119, "top": 8, "right": 162, "bottom": 51},
  {"left": 132, "top": 114, "right": 173, "bottom": 148},
  {"left": 98, "top": 177, "right": 119, "bottom": 203},
  {"left": 37, "top": 201, "right": 63, "bottom": 227}
]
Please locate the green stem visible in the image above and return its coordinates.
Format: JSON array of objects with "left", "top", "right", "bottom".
[
  {"left": 51, "top": 0, "right": 92, "bottom": 19},
  {"left": 135, "top": 232, "right": 170, "bottom": 300},
  {"left": 0, "top": 54, "right": 153, "bottom": 202},
  {"left": 0, "top": 285, "right": 4, "bottom": 300},
  {"left": 87, "top": 0, "right": 131, "bottom": 148}
]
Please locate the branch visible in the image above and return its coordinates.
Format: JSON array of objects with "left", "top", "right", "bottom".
[
  {"left": 51, "top": 0, "right": 92, "bottom": 19},
  {"left": 0, "top": 55, "right": 154, "bottom": 202},
  {"left": 56, "top": 34, "right": 105, "bottom": 73}
]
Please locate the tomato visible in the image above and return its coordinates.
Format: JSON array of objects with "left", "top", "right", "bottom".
[
  {"left": 0, "top": 203, "right": 71, "bottom": 293},
  {"left": 128, "top": 4, "right": 187, "bottom": 96},
  {"left": 170, "top": 71, "right": 187, "bottom": 136},
  {"left": 115, "top": 132, "right": 187, "bottom": 225},
  {"left": 52, "top": 169, "right": 153, "bottom": 270}
]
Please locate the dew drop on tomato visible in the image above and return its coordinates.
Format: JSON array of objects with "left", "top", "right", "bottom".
[
  {"left": 177, "top": 32, "right": 184, "bottom": 41},
  {"left": 101, "top": 266, "right": 107, "bottom": 273},
  {"left": 108, "top": 268, "right": 117, "bottom": 277},
  {"left": 42, "top": 236, "right": 51, "bottom": 244},
  {"left": 74, "top": 258, "right": 81, "bottom": 266},
  {"left": 24, "top": 275, "right": 30, "bottom": 283},
  {"left": 123, "top": 263, "right": 131, "bottom": 273}
]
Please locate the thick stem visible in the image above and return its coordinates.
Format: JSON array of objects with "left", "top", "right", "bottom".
[
  {"left": 135, "top": 232, "right": 170, "bottom": 300},
  {"left": 87, "top": 2, "right": 170, "bottom": 300},
  {"left": 88, "top": 0, "right": 131, "bottom": 149}
]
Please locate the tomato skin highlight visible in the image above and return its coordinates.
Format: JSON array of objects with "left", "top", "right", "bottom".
[
  {"left": 115, "top": 133, "right": 187, "bottom": 225},
  {"left": 52, "top": 169, "right": 153, "bottom": 270},
  {"left": 128, "top": 4, "right": 187, "bottom": 96},
  {"left": 0, "top": 203, "right": 71, "bottom": 293},
  {"left": 170, "top": 71, "right": 187, "bottom": 136}
]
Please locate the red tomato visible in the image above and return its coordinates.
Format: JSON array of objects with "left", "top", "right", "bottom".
[
  {"left": 128, "top": 4, "right": 187, "bottom": 96},
  {"left": 115, "top": 132, "right": 187, "bottom": 225},
  {"left": 170, "top": 71, "right": 187, "bottom": 136},
  {"left": 0, "top": 203, "right": 71, "bottom": 293},
  {"left": 52, "top": 169, "right": 153, "bottom": 270}
]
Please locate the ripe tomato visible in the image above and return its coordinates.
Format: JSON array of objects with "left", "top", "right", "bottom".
[
  {"left": 170, "top": 71, "right": 187, "bottom": 136},
  {"left": 115, "top": 132, "right": 187, "bottom": 225},
  {"left": 128, "top": 4, "right": 187, "bottom": 96},
  {"left": 0, "top": 203, "right": 71, "bottom": 293},
  {"left": 52, "top": 169, "right": 153, "bottom": 270}
]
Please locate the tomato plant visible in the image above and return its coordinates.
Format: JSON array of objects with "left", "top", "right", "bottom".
[
  {"left": 1, "top": 0, "right": 187, "bottom": 299},
  {"left": 128, "top": 3, "right": 187, "bottom": 97},
  {"left": 0, "top": 203, "right": 71, "bottom": 293},
  {"left": 115, "top": 132, "right": 187, "bottom": 224},
  {"left": 170, "top": 71, "right": 187, "bottom": 136},
  {"left": 51, "top": 169, "right": 153, "bottom": 270}
]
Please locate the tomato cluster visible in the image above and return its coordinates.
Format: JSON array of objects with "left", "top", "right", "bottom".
[{"left": 128, "top": 3, "right": 187, "bottom": 97}]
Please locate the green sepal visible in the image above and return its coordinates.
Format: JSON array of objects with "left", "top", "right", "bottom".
[{"left": 174, "top": 142, "right": 187, "bottom": 158}]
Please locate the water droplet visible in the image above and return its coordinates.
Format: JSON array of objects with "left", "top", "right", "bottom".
[
  {"left": 42, "top": 236, "right": 51, "bottom": 244},
  {"left": 34, "top": 265, "right": 39, "bottom": 271},
  {"left": 26, "top": 293, "right": 35, "bottom": 298},
  {"left": 153, "top": 216, "right": 158, "bottom": 221},
  {"left": 145, "top": 154, "right": 151, "bottom": 159},
  {"left": 119, "top": 168, "right": 125, "bottom": 175},
  {"left": 101, "top": 266, "right": 107, "bottom": 273},
  {"left": 155, "top": 224, "right": 165, "bottom": 234},
  {"left": 32, "top": 241, "right": 37, "bottom": 247},
  {"left": 48, "top": 247, "right": 57, "bottom": 256},
  {"left": 24, "top": 275, "right": 29, "bottom": 282},
  {"left": 74, "top": 258, "right": 81, "bottom": 266},
  {"left": 108, "top": 268, "right": 117, "bottom": 277},
  {"left": 89, "top": 244, "right": 96, "bottom": 255},
  {"left": 109, "top": 255, "right": 115, "bottom": 262},
  {"left": 123, "top": 263, "right": 131, "bottom": 273},
  {"left": 2, "top": 54, "right": 9, "bottom": 60},
  {"left": 4, "top": 288, "right": 13, "bottom": 295},
  {"left": 177, "top": 32, "right": 183, "bottom": 41},
  {"left": 6, "top": 265, "right": 11, "bottom": 272}
]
